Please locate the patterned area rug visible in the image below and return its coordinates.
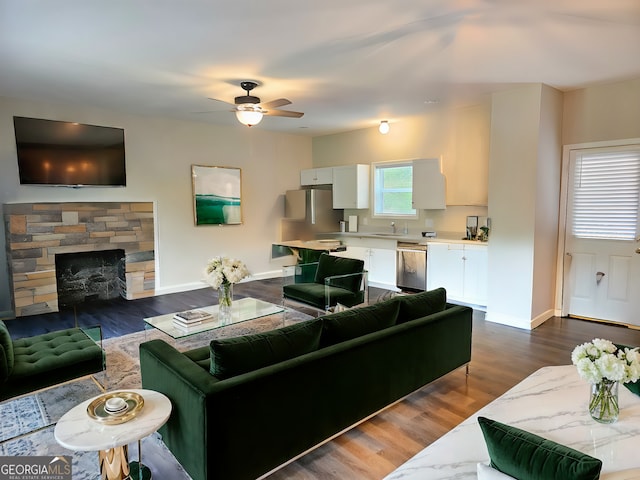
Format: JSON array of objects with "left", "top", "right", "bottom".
[
  {"left": 0, "top": 395, "right": 46, "bottom": 442},
  {"left": 0, "top": 309, "right": 312, "bottom": 479},
  {"left": 0, "top": 379, "right": 103, "bottom": 443}
]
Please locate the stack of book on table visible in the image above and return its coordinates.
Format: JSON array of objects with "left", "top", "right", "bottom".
[{"left": 172, "top": 309, "right": 213, "bottom": 330}]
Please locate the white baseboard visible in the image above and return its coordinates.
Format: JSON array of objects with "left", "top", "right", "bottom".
[
  {"left": 484, "top": 309, "right": 554, "bottom": 330},
  {"left": 154, "top": 271, "right": 282, "bottom": 296}
]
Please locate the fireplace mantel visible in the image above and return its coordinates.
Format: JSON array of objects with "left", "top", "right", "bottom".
[{"left": 4, "top": 202, "right": 155, "bottom": 317}]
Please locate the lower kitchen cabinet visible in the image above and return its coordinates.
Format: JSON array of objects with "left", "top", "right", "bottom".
[
  {"left": 332, "top": 239, "right": 397, "bottom": 290},
  {"left": 427, "top": 242, "right": 487, "bottom": 306}
]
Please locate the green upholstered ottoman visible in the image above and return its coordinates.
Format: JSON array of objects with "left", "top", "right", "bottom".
[{"left": 0, "top": 321, "right": 105, "bottom": 402}]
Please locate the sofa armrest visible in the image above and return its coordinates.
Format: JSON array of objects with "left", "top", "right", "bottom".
[
  {"left": 324, "top": 269, "right": 367, "bottom": 292},
  {"left": 139, "top": 339, "right": 219, "bottom": 480}
]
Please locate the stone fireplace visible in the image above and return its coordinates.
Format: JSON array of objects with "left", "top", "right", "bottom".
[{"left": 4, "top": 202, "right": 155, "bottom": 317}]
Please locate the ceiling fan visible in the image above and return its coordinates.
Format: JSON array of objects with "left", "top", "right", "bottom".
[{"left": 209, "top": 81, "right": 304, "bottom": 127}]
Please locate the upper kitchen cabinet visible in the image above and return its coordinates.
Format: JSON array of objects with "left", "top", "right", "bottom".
[
  {"left": 444, "top": 102, "right": 490, "bottom": 206},
  {"left": 412, "top": 159, "right": 446, "bottom": 209},
  {"left": 333, "top": 164, "right": 370, "bottom": 209},
  {"left": 300, "top": 167, "right": 334, "bottom": 186}
]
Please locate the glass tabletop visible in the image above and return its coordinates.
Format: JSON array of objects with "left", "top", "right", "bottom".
[{"left": 143, "top": 297, "right": 285, "bottom": 339}]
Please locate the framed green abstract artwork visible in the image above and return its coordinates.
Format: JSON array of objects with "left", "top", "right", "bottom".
[{"left": 192, "top": 165, "right": 242, "bottom": 225}]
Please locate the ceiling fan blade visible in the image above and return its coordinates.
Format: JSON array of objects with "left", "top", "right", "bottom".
[
  {"left": 207, "top": 97, "right": 235, "bottom": 107},
  {"left": 264, "top": 109, "right": 304, "bottom": 118},
  {"left": 259, "top": 98, "right": 291, "bottom": 109}
]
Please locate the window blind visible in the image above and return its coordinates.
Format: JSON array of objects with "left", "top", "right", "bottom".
[{"left": 572, "top": 150, "right": 640, "bottom": 240}]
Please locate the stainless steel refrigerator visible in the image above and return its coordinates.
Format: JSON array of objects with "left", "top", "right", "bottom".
[{"left": 281, "top": 188, "right": 343, "bottom": 241}]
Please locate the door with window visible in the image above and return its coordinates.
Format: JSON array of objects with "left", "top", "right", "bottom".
[{"left": 563, "top": 146, "right": 640, "bottom": 327}]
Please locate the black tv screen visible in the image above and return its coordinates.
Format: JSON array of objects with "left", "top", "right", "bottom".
[{"left": 13, "top": 116, "right": 126, "bottom": 187}]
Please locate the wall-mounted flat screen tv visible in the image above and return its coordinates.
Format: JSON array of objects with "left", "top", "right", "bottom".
[{"left": 13, "top": 116, "right": 126, "bottom": 187}]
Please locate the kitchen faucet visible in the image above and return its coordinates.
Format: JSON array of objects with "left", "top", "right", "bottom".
[{"left": 390, "top": 222, "right": 396, "bottom": 234}]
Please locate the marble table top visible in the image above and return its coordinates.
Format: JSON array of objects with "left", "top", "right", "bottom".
[
  {"left": 54, "top": 389, "right": 171, "bottom": 451},
  {"left": 385, "top": 365, "right": 640, "bottom": 479}
]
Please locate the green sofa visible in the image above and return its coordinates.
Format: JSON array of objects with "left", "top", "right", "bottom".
[{"left": 139, "top": 288, "right": 473, "bottom": 480}]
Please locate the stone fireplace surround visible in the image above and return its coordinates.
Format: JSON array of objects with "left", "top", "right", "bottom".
[{"left": 4, "top": 202, "right": 155, "bottom": 317}]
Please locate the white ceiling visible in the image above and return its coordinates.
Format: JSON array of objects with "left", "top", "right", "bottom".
[{"left": 1, "top": 0, "right": 639, "bottom": 136}]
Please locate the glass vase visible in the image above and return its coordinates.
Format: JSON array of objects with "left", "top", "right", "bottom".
[
  {"left": 589, "top": 380, "right": 619, "bottom": 424},
  {"left": 218, "top": 282, "right": 233, "bottom": 325}
]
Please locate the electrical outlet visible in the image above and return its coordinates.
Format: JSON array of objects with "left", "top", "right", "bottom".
[
  {"left": 362, "top": 217, "right": 369, "bottom": 225},
  {"left": 424, "top": 218, "right": 434, "bottom": 228}
]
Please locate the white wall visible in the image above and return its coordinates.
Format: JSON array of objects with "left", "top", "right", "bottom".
[
  {"left": 0, "top": 96, "right": 312, "bottom": 313},
  {"left": 531, "top": 85, "right": 563, "bottom": 321},
  {"left": 311, "top": 102, "right": 491, "bottom": 236},
  {"left": 486, "top": 86, "right": 540, "bottom": 328},
  {"left": 563, "top": 77, "right": 640, "bottom": 145},
  {"left": 486, "top": 84, "right": 563, "bottom": 329}
]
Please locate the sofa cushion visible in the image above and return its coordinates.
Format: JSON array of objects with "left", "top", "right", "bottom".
[
  {"left": 210, "top": 319, "right": 323, "bottom": 379},
  {"left": 396, "top": 288, "right": 447, "bottom": 323},
  {"left": 320, "top": 300, "right": 399, "bottom": 347},
  {"left": 478, "top": 416, "right": 602, "bottom": 480},
  {"left": 283, "top": 283, "right": 365, "bottom": 310},
  {"left": 0, "top": 321, "right": 14, "bottom": 381},
  {"left": 11, "top": 328, "right": 103, "bottom": 379},
  {"left": 314, "top": 254, "right": 364, "bottom": 293},
  {"left": 626, "top": 380, "right": 640, "bottom": 397}
]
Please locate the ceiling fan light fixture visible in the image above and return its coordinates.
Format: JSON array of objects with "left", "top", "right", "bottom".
[
  {"left": 379, "top": 120, "right": 390, "bottom": 134},
  {"left": 235, "top": 105, "right": 263, "bottom": 127}
]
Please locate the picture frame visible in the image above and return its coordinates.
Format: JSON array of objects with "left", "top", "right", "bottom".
[{"left": 191, "top": 165, "right": 243, "bottom": 225}]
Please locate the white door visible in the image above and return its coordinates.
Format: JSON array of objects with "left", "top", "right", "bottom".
[{"left": 563, "top": 146, "right": 640, "bottom": 327}]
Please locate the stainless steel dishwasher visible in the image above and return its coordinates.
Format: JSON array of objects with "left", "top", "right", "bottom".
[{"left": 396, "top": 242, "right": 427, "bottom": 291}]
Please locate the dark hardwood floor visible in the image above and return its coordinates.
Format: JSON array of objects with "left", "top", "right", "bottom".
[
  {"left": 5, "top": 279, "right": 640, "bottom": 479},
  {"left": 4, "top": 278, "right": 302, "bottom": 339}
]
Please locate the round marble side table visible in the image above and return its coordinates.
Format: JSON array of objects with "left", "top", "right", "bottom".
[{"left": 54, "top": 389, "right": 172, "bottom": 480}]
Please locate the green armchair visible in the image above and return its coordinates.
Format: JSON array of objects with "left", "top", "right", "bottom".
[
  {"left": 0, "top": 321, "right": 105, "bottom": 402},
  {"left": 283, "top": 253, "right": 368, "bottom": 312}
]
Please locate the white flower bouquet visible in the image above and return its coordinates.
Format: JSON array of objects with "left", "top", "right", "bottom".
[
  {"left": 571, "top": 338, "right": 640, "bottom": 385},
  {"left": 571, "top": 338, "right": 640, "bottom": 423},
  {"left": 204, "top": 256, "right": 250, "bottom": 289}
]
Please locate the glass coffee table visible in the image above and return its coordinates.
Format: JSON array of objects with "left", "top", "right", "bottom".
[{"left": 143, "top": 297, "right": 284, "bottom": 340}]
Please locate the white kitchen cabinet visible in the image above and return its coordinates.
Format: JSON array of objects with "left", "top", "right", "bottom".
[
  {"left": 300, "top": 167, "right": 333, "bottom": 186},
  {"left": 462, "top": 244, "right": 488, "bottom": 305},
  {"left": 332, "top": 164, "right": 370, "bottom": 209},
  {"left": 444, "top": 102, "right": 490, "bottom": 206},
  {"left": 367, "top": 247, "right": 396, "bottom": 289},
  {"left": 427, "top": 243, "right": 464, "bottom": 299},
  {"left": 427, "top": 242, "right": 487, "bottom": 306},
  {"left": 332, "top": 237, "right": 396, "bottom": 290},
  {"left": 412, "top": 159, "right": 446, "bottom": 210}
]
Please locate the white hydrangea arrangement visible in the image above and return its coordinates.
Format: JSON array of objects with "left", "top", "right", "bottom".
[
  {"left": 204, "top": 256, "right": 250, "bottom": 289},
  {"left": 571, "top": 338, "right": 640, "bottom": 385}
]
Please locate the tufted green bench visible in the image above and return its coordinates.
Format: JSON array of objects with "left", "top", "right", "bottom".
[{"left": 0, "top": 320, "right": 105, "bottom": 402}]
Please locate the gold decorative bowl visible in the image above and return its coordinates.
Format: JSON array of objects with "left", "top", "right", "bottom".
[{"left": 87, "top": 391, "right": 144, "bottom": 425}]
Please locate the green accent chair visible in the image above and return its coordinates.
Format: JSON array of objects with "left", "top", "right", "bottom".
[
  {"left": 0, "top": 320, "right": 105, "bottom": 402},
  {"left": 282, "top": 253, "right": 368, "bottom": 313}
]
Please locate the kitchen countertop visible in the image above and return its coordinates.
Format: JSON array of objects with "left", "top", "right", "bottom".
[
  {"left": 271, "top": 239, "right": 347, "bottom": 261},
  {"left": 318, "top": 231, "right": 488, "bottom": 246},
  {"left": 271, "top": 239, "right": 346, "bottom": 252}
]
